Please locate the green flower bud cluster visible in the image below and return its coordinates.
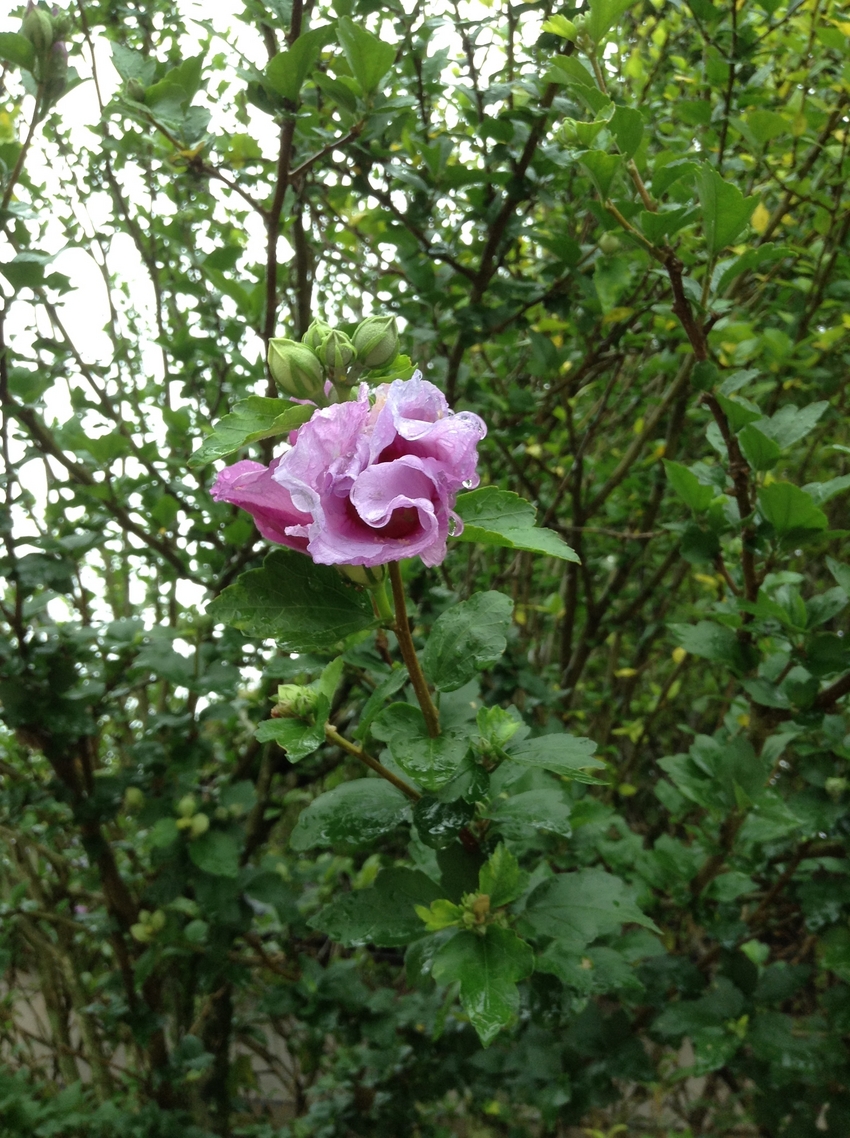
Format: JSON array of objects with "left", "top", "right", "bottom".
[
  {"left": 268, "top": 315, "right": 399, "bottom": 403},
  {"left": 22, "top": 3, "right": 69, "bottom": 99},
  {"left": 174, "top": 793, "right": 210, "bottom": 838},
  {"left": 130, "top": 907, "right": 167, "bottom": 944}
]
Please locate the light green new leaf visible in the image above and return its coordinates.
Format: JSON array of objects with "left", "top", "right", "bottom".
[
  {"left": 479, "top": 844, "right": 527, "bottom": 909},
  {"left": 432, "top": 927, "right": 534, "bottom": 1046},
  {"left": 423, "top": 591, "right": 513, "bottom": 692},
  {"left": 663, "top": 460, "right": 713, "bottom": 512},
  {"left": 505, "top": 734, "right": 605, "bottom": 782},
  {"left": 587, "top": 0, "right": 636, "bottom": 42},
  {"left": 190, "top": 398, "right": 313, "bottom": 467},
  {"left": 310, "top": 868, "right": 441, "bottom": 946},
  {"left": 290, "top": 780, "right": 410, "bottom": 850},
  {"left": 337, "top": 16, "right": 395, "bottom": 95},
  {"left": 208, "top": 549, "right": 376, "bottom": 652},
  {"left": 758, "top": 482, "right": 827, "bottom": 536},
  {"left": 454, "top": 488, "right": 579, "bottom": 561},
  {"left": 521, "top": 868, "right": 658, "bottom": 949},
  {"left": 0, "top": 32, "right": 36, "bottom": 72},
  {"left": 542, "top": 15, "right": 577, "bottom": 39},
  {"left": 254, "top": 711, "right": 327, "bottom": 760},
  {"left": 695, "top": 164, "right": 756, "bottom": 255}
]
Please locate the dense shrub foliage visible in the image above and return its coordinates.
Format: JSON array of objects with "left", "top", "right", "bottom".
[{"left": 1, "top": 0, "right": 850, "bottom": 1134}]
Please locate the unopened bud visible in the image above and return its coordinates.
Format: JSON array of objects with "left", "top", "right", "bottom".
[
  {"left": 336, "top": 563, "right": 388, "bottom": 588},
  {"left": 126, "top": 78, "right": 146, "bottom": 102},
  {"left": 176, "top": 794, "right": 197, "bottom": 819},
  {"left": 301, "top": 320, "right": 332, "bottom": 352},
  {"left": 273, "top": 683, "right": 319, "bottom": 719},
  {"left": 268, "top": 338, "right": 325, "bottom": 401},
  {"left": 44, "top": 39, "right": 68, "bottom": 100},
  {"left": 352, "top": 316, "right": 399, "bottom": 369},
  {"left": 598, "top": 232, "right": 621, "bottom": 254},
  {"left": 189, "top": 813, "right": 210, "bottom": 838},
  {"left": 23, "top": 4, "right": 53, "bottom": 55},
  {"left": 123, "top": 786, "right": 145, "bottom": 812},
  {"left": 320, "top": 329, "right": 355, "bottom": 377}
]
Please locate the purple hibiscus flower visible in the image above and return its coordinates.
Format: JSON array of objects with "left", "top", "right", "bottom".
[{"left": 211, "top": 372, "right": 486, "bottom": 567}]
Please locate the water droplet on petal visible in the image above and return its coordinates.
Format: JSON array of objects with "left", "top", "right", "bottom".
[
  {"left": 448, "top": 515, "right": 460, "bottom": 537},
  {"left": 462, "top": 478, "right": 474, "bottom": 489}
]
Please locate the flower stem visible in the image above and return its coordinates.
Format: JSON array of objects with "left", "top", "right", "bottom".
[
  {"left": 388, "top": 561, "right": 441, "bottom": 738},
  {"left": 372, "top": 578, "right": 394, "bottom": 623},
  {"left": 324, "top": 723, "right": 420, "bottom": 802}
]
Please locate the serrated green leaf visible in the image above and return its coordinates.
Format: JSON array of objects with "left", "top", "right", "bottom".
[
  {"left": 254, "top": 710, "right": 327, "bottom": 759},
  {"left": 454, "top": 488, "right": 579, "bottom": 561},
  {"left": 0, "top": 32, "right": 36, "bottom": 72},
  {"left": 487, "top": 789, "right": 572, "bottom": 839},
  {"left": 695, "top": 164, "right": 756, "bottom": 255},
  {"left": 587, "top": 0, "right": 635, "bottom": 42},
  {"left": 521, "top": 868, "right": 658, "bottom": 949},
  {"left": 505, "top": 734, "right": 605, "bottom": 782},
  {"left": 432, "top": 927, "right": 534, "bottom": 1046},
  {"left": 479, "top": 844, "right": 527, "bottom": 908},
  {"left": 758, "top": 402, "right": 828, "bottom": 450},
  {"left": 663, "top": 460, "right": 714, "bottom": 512},
  {"left": 310, "top": 868, "right": 441, "bottom": 945},
  {"left": 422, "top": 591, "right": 513, "bottom": 692},
  {"left": 738, "top": 424, "right": 781, "bottom": 471},
  {"left": 758, "top": 482, "right": 827, "bottom": 536},
  {"left": 337, "top": 16, "right": 395, "bottom": 95},
  {"left": 208, "top": 549, "right": 376, "bottom": 652},
  {"left": 190, "top": 398, "right": 312, "bottom": 467},
  {"left": 264, "top": 27, "right": 333, "bottom": 103},
  {"left": 189, "top": 830, "right": 240, "bottom": 878},
  {"left": 290, "top": 780, "right": 410, "bottom": 850},
  {"left": 542, "top": 15, "right": 577, "bottom": 39},
  {"left": 373, "top": 703, "right": 470, "bottom": 791},
  {"left": 610, "top": 104, "right": 643, "bottom": 158},
  {"left": 581, "top": 150, "right": 622, "bottom": 199}
]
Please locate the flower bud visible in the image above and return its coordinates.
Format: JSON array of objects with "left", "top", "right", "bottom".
[
  {"left": 268, "top": 338, "right": 325, "bottom": 401},
  {"left": 273, "top": 683, "right": 319, "bottom": 719},
  {"left": 123, "top": 786, "right": 145, "bottom": 813},
  {"left": 336, "top": 563, "right": 388, "bottom": 588},
  {"left": 23, "top": 4, "right": 53, "bottom": 55},
  {"left": 598, "top": 232, "right": 621, "bottom": 254},
  {"left": 126, "top": 78, "right": 147, "bottom": 102},
  {"left": 301, "top": 320, "right": 332, "bottom": 352},
  {"left": 189, "top": 813, "right": 210, "bottom": 838},
  {"left": 352, "top": 316, "right": 399, "bottom": 369},
  {"left": 44, "top": 39, "right": 68, "bottom": 102},
  {"left": 320, "top": 329, "right": 355, "bottom": 375},
  {"left": 176, "top": 794, "right": 197, "bottom": 819}
]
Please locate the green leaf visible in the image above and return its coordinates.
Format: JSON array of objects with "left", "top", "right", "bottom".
[
  {"left": 663, "top": 460, "right": 713, "bottom": 512},
  {"left": 416, "top": 897, "right": 464, "bottom": 931},
  {"left": 254, "top": 712, "right": 327, "bottom": 759},
  {"left": 189, "top": 398, "right": 312, "bottom": 467},
  {"left": 827, "top": 557, "right": 850, "bottom": 594},
  {"left": 431, "top": 927, "right": 534, "bottom": 1046},
  {"left": 0, "top": 32, "right": 35, "bottom": 72},
  {"left": 505, "top": 734, "right": 605, "bottom": 782},
  {"left": 310, "top": 868, "right": 441, "bottom": 946},
  {"left": 487, "top": 789, "right": 572, "bottom": 839},
  {"left": 669, "top": 621, "right": 743, "bottom": 667},
  {"left": 189, "top": 831, "right": 240, "bottom": 878},
  {"left": 581, "top": 150, "right": 622, "bottom": 199},
  {"left": 746, "top": 110, "right": 788, "bottom": 144},
  {"left": 758, "top": 402, "right": 828, "bottom": 449},
  {"left": 372, "top": 703, "right": 470, "bottom": 791},
  {"left": 587, "top": 0, "right": 635, "bottom": 42},
  {"left": 422, "top": 591, "right": 513, "bottom": 692},
  {"left": 454, "top": 488, "right": 579, "bottom": 561},
  {"left": 542, "top": 15, "right": 577, "bottom": 39},
  {"left": 758, "top": 482, "right": 828, "bottom": 536},
  {"left": 547, "top": 55, "right": 596, "bottom": 88},
  {"left": 521, "top": 868, "right": 658, "bottom": 949},
  {"left": 413, "top": 795, "right": 474, "bottom": 849},
  {"left": 337, "top": 16, "right": 395, "bottom": 95},
  {"left": 695, "top": 164, "right": 756, "bottom": 255},
  {"left": 208, "top": 549, "right": 376, "bottom": 652},
  {"left": 738, "top": 424, "right": 781, "bottom": 471},
  {"left": 290, "top": 779, "right": 410, "bottom": 850},
  {"left": 716, "top": 392, "right": 762, "bottom": 431},
  {"left": 610, "top": 104, "right": 643, "bottom": 158},
  {"left": 149, "top": 817, "right": 179, "bottom": 848},
  {"left": 479, "top": 844, "right": 527, "bottom": 908},
  {"left": 264, "top": 27, "right": 333, "bottom": 103},
  {"left": 0, "top": 251, "right": 53, "bottom": 290}
]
